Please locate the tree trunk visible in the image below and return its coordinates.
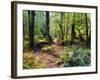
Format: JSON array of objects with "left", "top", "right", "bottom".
[
  {"left": 46, "top": 11, "right": 49, "bottom": 33},
  {"left": 78, "top": 13, "right": 84, "bottom": 42},
  {"left": 66, "top": 13, "right": 69, "bottom": 40},
  {"left": 80, "top": 13, "right": 83, "bottom": 24},
  {"left": 85, "top": 13, "right": 89, "bottom": 47},
  {"left": 88, "top": 31, "right": 91, "bottom": 47},
  {"left": 59, "top": 12, "right": 64, "bottom": 41},
  {"left": 28, "top": 10, "right": 35, "bottom": 50},
  {"left": 46, "top": 11, "right": 52, "bottom": 42},
  {"left": 71, "top": 13, "right": 75, "bottom": 45}
]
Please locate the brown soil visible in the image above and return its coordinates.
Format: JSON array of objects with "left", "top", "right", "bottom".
[{"left": 31, "top": 44, "right": 65, "bottom": 68}]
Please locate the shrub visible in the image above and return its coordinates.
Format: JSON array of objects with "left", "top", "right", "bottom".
[
  {"left": 67, "top": 47, "right": 91, "bottom": 67},
  {"left": 58, "top": 46, "right": 91, "bottom": 67}
]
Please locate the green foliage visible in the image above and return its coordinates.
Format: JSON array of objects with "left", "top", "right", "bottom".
[
  {"left": 56, "top": 46, "right": 73, "bottom": 66},
  {"left": 57, "top": 46, "right": 91, "bottom": 67},
  {"left": 67, "top": 47, "right": 91, "bottom": 67},
  {"left": 23, "top": 10, "right": 91, "bottom": 49},
  {"left": 23, "top": 53, "right": 45, "bottom": 69},
  {"left": 58, "top": 51, "right": 69, "bottom": 63}
]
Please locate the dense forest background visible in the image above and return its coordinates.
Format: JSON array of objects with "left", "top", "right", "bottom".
[{"left": 23, "top": 10, "right": 91, "bottom": 69}]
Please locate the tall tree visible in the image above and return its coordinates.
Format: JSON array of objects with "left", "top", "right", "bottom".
[
  {"left": 45, "top": 11, "right": 52, "bottom": 41},
  {"left": 28, "top": 10, "right": 35, "bottom": 50},
  {"left": 59, "top": 12, "right": 64, "bottom": 40},
  {"left": 85, "top": 13, "right": 89, "bottom": 47},
  {"left": 88, "top": 31, "right": 91, "bottom": 47},
  {"left": 65, "top": 13, "right": 69, "bottom": 40},
  {"left": 46, "top": 11, "right": 49, "bottom": 33},
  {"left": 78, "top": 13, "right": 84, "bottom": 42},
  {"left": 71, "top": 13, "right": 76, "bottom": 45}
]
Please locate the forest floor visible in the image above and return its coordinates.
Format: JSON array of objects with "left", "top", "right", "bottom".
[
  {"left": 23, "top": 41, "right": 91, "bottom": 69},
  {"left": 24, "top": 44, "right": 65, "bottom": 68}
]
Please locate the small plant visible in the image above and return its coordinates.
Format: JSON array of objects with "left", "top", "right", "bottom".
[
  {"left": 23, "top": 53, "right": 45, "bottom": 69},
  {"left": 59, "top": 51, "right": 69, "bottom": 62},
  {"left": 56, "top": 49, "right": 70, "bottom": 66}
]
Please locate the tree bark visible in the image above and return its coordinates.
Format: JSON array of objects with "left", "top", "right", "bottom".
[
  {"left": 78, "top": 13, "right": 84, "bottom": 42},
  {"left": 46, "top": 11, "right": 49, "bottom": 33},
  {"left": 80, "top": 13, "right": 83, "bottom": 24},
  {"left": 88, "top": 31, "right": 91, "bottom": 47},
  {"left": 85, "top": 13, "right": 89, "bottom": 47},
  {"left": 46, "top": 11, "right": 52, "bottom": 42},
  {"left": 60, "top": 12, "right": 64, "bottom": 40},
  {"left": 66, "top": 13, "right": 69, "bottom": 40},
  {"left": 28, "top": 10, "right": 35, "bottom": 50},
  {"left": 71, "top": 13, "right": 75, "bottom": 45}
]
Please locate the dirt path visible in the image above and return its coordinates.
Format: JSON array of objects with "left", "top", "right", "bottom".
[{"left": 32, "top": 44, "right": 64, "bottom": 68}]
